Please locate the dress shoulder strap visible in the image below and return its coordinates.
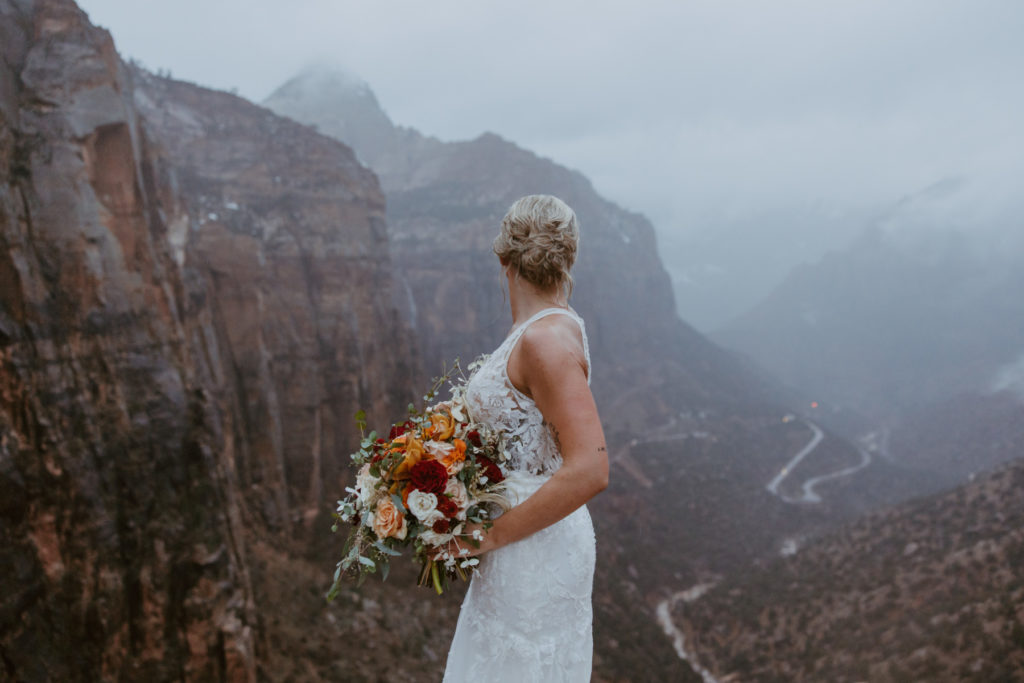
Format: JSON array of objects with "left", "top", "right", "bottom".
[{"left": 503, "top": 307, "right": 591, "bottom": 384}]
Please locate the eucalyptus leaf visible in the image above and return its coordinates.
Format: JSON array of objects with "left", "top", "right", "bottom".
[
  {"left": 391, "top": 494, "right": 407, "bottom": 515},
  {"left": 373, "top": 541, "right": 402, "bottom": 557}
]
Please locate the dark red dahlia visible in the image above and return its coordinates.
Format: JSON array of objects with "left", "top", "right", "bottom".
[
  {"left": 436, "top": 496, "right": 459, "bottom": 519},
  {"left": 409, "top": 459, "right": 448, "bottom": 495},
  {"left": 476, "top": 455, "right": 504, "bottom": 483},
  {"left": 432, "top": 518, "right": 451, "bottom": 533},
  {"left": 389, "top": 421, "right": 415, "bottom": 440}
]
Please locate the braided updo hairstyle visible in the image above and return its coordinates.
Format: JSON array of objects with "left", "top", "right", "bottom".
[{"left": 493, "top": 195, "right": 580, "bottom": 297}]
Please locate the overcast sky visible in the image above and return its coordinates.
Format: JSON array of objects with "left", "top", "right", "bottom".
[{"left": 77, "top": 0, "right": 1024, "bottom": 246}]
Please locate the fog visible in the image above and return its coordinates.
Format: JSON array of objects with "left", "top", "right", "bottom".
[{"left": 78, "top": 0, "right": 1024, "bottom": 327}]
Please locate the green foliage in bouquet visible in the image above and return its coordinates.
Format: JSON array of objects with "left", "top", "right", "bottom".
[{"left": 328, "top": 359, "right": 511, "bottom": 599}]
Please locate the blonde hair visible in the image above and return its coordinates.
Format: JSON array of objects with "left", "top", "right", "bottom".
[{"left": 493, "top": 195, "right": 580, "bottom": 297}]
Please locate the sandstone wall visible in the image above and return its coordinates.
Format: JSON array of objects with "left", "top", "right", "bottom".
[
  {"left": 0, "top": 2, "right": 419, "bottom": 680},
  {"left": 0, "top": 0, "right": 254, "bottom": 678}
]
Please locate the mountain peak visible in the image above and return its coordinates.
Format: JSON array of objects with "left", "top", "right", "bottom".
[
  {"left": 263, "top": 64, "right": 397, "bottom": 166},
  {"left": 268, "top": 63, "right": 374, "bottom": 102}
]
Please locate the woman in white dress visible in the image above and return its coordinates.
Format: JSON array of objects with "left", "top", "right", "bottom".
[{"left": 441, "top": 195, "right": 609, "bottom": 682}]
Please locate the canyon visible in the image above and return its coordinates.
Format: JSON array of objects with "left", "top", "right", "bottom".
[{"left": 2, "top": 2, "right": 1021, "bottom": 681}]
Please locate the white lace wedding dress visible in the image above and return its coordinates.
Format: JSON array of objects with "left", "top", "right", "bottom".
[{"left": 442, "top": 307, "right": 596, "bottom": 683}]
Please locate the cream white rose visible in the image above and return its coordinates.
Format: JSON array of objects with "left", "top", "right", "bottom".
[
  {"left": 355, "top": 463, "right": 378, "bottom": 508},
  {"left": 406, "top": 489, "right": 443, "bottom": 525}
]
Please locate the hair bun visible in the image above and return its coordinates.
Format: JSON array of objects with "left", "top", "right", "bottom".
[{"left": 493, "top": 195, "right": 580, "bottom": 294}]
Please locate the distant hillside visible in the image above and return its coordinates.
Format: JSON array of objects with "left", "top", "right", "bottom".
[
  {"left": 675, "top": 455, "right": 1024, "bottom": 682},
  {"left": 715, "top": 226, "right": 1024, "bottom": 418},
  {"left": 713, "top": 223, "right": 1024, "bottom": 482}
]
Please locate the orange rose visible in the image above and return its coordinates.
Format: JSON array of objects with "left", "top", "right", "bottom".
[
  {"left": 440, "top": 438, "right": 466, "bottom": 475},
  {"left": 372, "top": 496, "right": 408, "bottom": 540},
  {"left": 424, "top": 438, "right": 466, "bottom": 474},
  {"left": 390, "top": 433, "right": 425, "bottom": 480},
  {"left": 424, "top": 410, "right": 456, "bottom": 441}
]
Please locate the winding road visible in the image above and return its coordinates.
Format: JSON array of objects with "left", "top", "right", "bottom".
[
  {"left": 765, "top": 419, "right": 872, "bottom": 504},
  {"left": 657, "top": 418, "right": 879, "bottom": 676},
  {"left": 765, "top": 420, "right": 824, "bottom": 503},
  {"left": 797, "top": 445, "right": 872, "bottom": 503},
  {"left": 655, "top": 583, "right": 721, "bottom": 683}
]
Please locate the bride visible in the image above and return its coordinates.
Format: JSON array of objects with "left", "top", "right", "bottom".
[{"left": 441, "top": 195, "right": 609, "bottom": 682}]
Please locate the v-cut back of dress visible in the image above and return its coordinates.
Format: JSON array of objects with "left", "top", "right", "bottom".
[{"left": 443, "top": 307, "right": 596, "bottom": 683}]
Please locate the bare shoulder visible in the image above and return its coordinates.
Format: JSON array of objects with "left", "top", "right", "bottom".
[
  {"left": 518, "top": 314, "right": 585, "bottom": 364},
  {"left": 510, "top": 314, "right": 588, "bottom": 396}
]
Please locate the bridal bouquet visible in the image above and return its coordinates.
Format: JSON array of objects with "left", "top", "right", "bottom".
[{"left": 328, "top": 359, "right": 511, "bottom": 598}]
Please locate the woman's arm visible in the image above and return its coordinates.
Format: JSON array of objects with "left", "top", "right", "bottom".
[{"left": 448, "top": 316, "right": 608, "bottom": 557}]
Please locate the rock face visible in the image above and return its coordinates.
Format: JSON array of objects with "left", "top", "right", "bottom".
[
  {"left": 0, "top": 0, "right": 255, "bottom": 678},
  {"left": 129, "top": 68, "right": 418, "bottom": 531},
  {"left": 0, "top": 2, "right": 417, "bottom": 680}
]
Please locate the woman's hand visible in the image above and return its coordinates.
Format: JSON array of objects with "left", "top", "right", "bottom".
[{"left": 430, "top": 522, "right": 498, "bottom": 561}]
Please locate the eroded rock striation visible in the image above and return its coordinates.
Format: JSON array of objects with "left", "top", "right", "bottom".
[
  {"left": 0, "top": 1, "right": 418, "bottom": 680},
  {"left": 0, "top": 0, "right": 255, "bottom": 678},
  {"left": 129, "top": 67, "right": 419, "bottom": 532}
]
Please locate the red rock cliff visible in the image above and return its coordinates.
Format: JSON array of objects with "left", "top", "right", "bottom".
[
  {"left": 0, "top": 2, "right": 420, "bottom": 680},
  {"left": 0, "top": 0, "right": 255, "bottom": 679},
  {"left": 129, "top": 68, "right": 419, "bottom": 532}
]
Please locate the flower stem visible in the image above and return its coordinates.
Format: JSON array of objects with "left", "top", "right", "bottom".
[{"left": 431, "top": 560, "right": 443, "bottom": 595}]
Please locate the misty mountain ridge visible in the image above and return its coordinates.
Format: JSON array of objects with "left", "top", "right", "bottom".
[
  {"left": 715, "top": 221, "right": 1024, "bottom": 412},
  {"left": 265, "top": 65, "right": 402, "bottom": 167},
  {"left": 714, "top": 198, "right": 1024, "bottom": 486},
  {"left": 668, "top": 170, "right": 1024, "bottom": 331}
]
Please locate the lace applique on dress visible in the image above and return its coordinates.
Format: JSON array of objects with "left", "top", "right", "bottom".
[
  {"left": 442, "top": 307, "right": 596, "bottom": 683},
  {"left": 462, "top": 307, "right": 591, "bottom": 475}
]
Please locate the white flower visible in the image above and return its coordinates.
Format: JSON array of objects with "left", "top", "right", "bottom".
[
  {"left": 355, "top": 464, "right": 378, "bottom": 508},
  {"left": 444, "top": 478, "right": 469, "bottom": 519},
  {"left": 424, "top": 440, "right": 454, "bottom": 459},
  {"left": 471, "top": 529, "right": 484, "bottom": 542},
  {"left": 450, "top": 394, "right": 468, "bottom": 421},
  {"left": 420, "top": 528, "right": 454, "bottom": 547},
  {"left": 407, "top": 490, "right": 443, "bottom": 525}
]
